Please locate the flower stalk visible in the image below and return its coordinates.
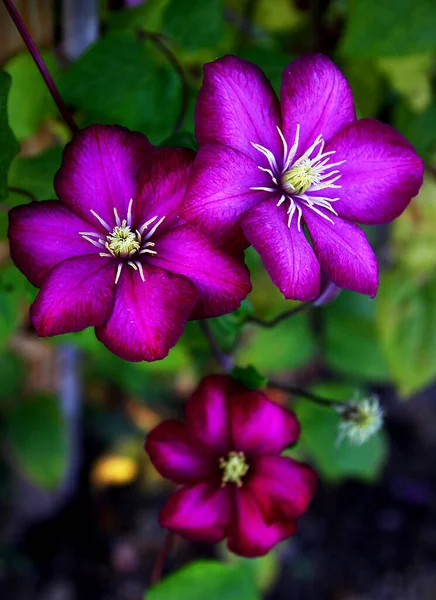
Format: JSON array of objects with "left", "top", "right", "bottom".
[{"left": 150, "top": 531, "right": 175, "bottom": 586}]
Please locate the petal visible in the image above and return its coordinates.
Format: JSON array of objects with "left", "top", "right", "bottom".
[
  {"left": 229, "top": 389, "right": 300, "bottom": 455},
  {"left": 281, "top": 54, "right": 356, "bottom": 156},
  {"left": 303, "top": 209, "right": 378, "bottom": 297},
  {"left": 95, "top": 264, "right": 198, "bottom": 362},
  {"left": 160, "top": 482, "right": 232, "bottom": 544},
  {"left": 181, "top": 143, "right": 272, "bottom": 247},
  {"left": 248, "top": 456, "right": 317, "bottom": 524},
  {"left": 196, "top": 55, "right": 281, "bottom": 162},
  {"left": 326, "top": 119, "right": 424, "bottom": 224},
  {"left": 146, "top": 420, "right": 215, "bottom": 484},
  {"left": 241, "top": 198, "right": 321, "bottom": 301},
  {"left": 227, "top": 487, "right": 297, "bottom": 558},
  {"left": 185, "top": 375, "right": 244, "bottom": 454},
  {"left": 8, "top": 200, "right": 100, "bottom": 287},
  {"left": 148, "top": 224, "right": 251, "bottom": 319},
  {"left": 30, "top": 255, "right": 116, "bottom": 336},
  {"left": 135, "top": 147, "right": 195, "bottom": 231},
  {"left": 54, "top": 125, "right": 155, "bottom": 228}
]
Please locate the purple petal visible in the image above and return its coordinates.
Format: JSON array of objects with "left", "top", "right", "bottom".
[
  {"left": 196, "top": 55, "right": 281, "bottom": 163},
  {"left": 181, "top": 143, "right": 272, "bottom": 247},
  {"left": 55, "top": 125, "right": 155, "bottom": 229},
  {"left": 249, "top": 456, "right": 317, "bottom": 524},
  {"left": 281, "top": 54, "right": 356, "bottom": 156},
  {"left": 135, "top": 147, "right": 195, "bottom": 231},
  {"left": 148, "top": 224, "right": 251, "bottom": 319},
  {"left": 227, "top": 487, "right": 297, "bottom": 558},
  {"left": 160, "top": 482, "right": 232, "bottom": 544},
  {"left": 145, "top": 420, "right": 215, "bottom": 484},
  {"left": 95, "top": 264, "right": 198, "bottom": 362},
  {"left": 303, "top": 209, "right": 378, "bottom": 297},
  {"left": 229, "top": 389, "right": 300, "bottom": 455},
  {"left": 241, "top": 198, "right": 321, "bottom": 301},
  {"left": 30, "top": 255, "right": 116, "bottom": 336},
  {"left": 8, "top": 200, "right": 100, "bottom": 287},
  {"left": 326, "top": 119, "right": 424, "bottom": 224}
]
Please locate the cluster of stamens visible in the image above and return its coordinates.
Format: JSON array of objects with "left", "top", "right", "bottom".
[
  {"left": 219, "top": 451, "right": 249, "bottom": 488},
  {"left": 251, "top": 124, "right": 346, "bottom": 230},
  {"left": 79, "top": 198, "right": 165, "bottom": 283}
]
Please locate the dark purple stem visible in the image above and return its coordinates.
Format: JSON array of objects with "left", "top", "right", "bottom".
[
  {"left": 246, "top": 302, "right": 311, "bottom": 328},
  {"left": 2, "top": 0, "right": 78, "bottom": 134},
  {"left": 8, "top": 186, "right": 37, "bottom": 203},
  {"left": 150, "top": 531, "right": 175, "bottom": 586},
  {"left": 268, "top": 380, "right": 341, "bottom": 408},
  {"left": 200, "top": 321, "right": 235, "bottom": 373}
]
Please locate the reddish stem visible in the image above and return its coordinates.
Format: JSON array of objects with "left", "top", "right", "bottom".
[
  {"left": 150, "top": 531, "right": 175, "bottom": 586},
  {"left": 2, "top": 0, "right": 78, "bottom": 134}
]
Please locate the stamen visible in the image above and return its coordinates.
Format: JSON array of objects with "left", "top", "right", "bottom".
[
  {"left": 142, "top": 216, "right": 165, "bottom": 241},
  {"left": 115, "top": 262, "right": 123, "bottom": 284},
  {"left": 127, "top": 198, "right": 133, "bottom": 226},
  {"left": 81, "top": 235, "right": 105, "bottom": 248},
  {"left": 113, "top": 207, "right": 121, "bottom": 227},
  {"left": 90, "top": 210, "right": 111, "bottom": 231},
  {"left": 139, "top": 215, "right": 158, "bottom": 234}
]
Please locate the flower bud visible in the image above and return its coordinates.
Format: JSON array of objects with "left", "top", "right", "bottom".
[{"left": 336, "top": 396, "right": 384, "bottom": 445}]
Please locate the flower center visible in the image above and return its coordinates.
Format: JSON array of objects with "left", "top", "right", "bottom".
[
  {"left": 281, "top": 158, "right": 319, "bottom": 195},
  {"left": 219, "top": 451, "right": 249, "bottom": 488},
  {"left": 107, "top": 224, "right": 141, "bottom": 258}
]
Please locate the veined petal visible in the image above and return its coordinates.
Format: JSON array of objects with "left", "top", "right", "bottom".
[
  {"left": 241, "top": 198, "right": 321, "bottom": 301},
  {"left": 30, "top": 255, "right": 116, "bottom": 336},
  {"left": 148, "top": 224, "right": 251, "bottom": 319},
  {"left": 229, "top": 389, "right": 300, "bottom": 455},
  {"left": 54, "top": 125, "right": 155, "bottom": 228},
  {"left": 304, "top": 209, "right": 378, "bottom": 297},
  {"left": 196, "top": 55, "right": 281, "bottom": 163},
  {"left": 227, "top": 487, "right": 297, "bottom": 558},
  {"left": 146, "top": 420, "right": 215, "bottom": 484},
  {"left": 135, "top": 147, "right": 195, "bottom": 231},
  {"left": 325, "top": 119, "right": 424, "bottom": 224},
  {"left": 8, "top": 200, "right": 100, "bottom": 287},
  {"left": 281, "top": 54, "right": 356, "bottom": 156},
  {"left": 181, "top": 143, "right": 272, "bottom": 247},
  {"left": 95, "top": 264, "right": 198, "bottom": 362},
  {"left": 160, "top": 482, "right": 232, "bottom": 544}
]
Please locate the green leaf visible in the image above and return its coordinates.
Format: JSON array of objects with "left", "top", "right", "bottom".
[
  {"left": 0, "top": 262, "right": 37, "bottom": 348},
  {"left": 4, "top": 52, "right": 59, "bottom": 140},
  {"left": 293, "top": 383, "right": 388, "bottom": 482},
  {"left": 163, "top": 0, "right": 224, "bottom": 50},
  {"left": 238, "top": 46, "right": 294, "bottom": 94},
  {"left": 231, "top": 365, "right": 268, "bottom": 390},
  {"left": 377, "top": 55, "right": 432, "bottom": 113},
  {"left": 207, "top": 299, "right": 253, "bottom": 352},
  {"left": 107, "top": 0, "right": 169, "bottom": 33},
  {"left": 343, "top": 59, "right": 385, "bottom": 118},
  {"left": 59, "top": 31, "right": 180, "bottom": 144},
  {"left": 376, "top": 271, "right": 436, "bottom": 396},
  {"left": 147, "top": 560, "right": 260, "bottom": 600},
  {"left": 0, "top": 352, "right": 23, "bottom": 404},
  {"left": 8, "top": 146, "right": 63, "bottom": 201},
  {"left": 323, "top": 291, "right": 390, "bottom": 382},
  {"left": 341, "top": 0, "right": 436, "bottom": 57},
  {"left": 0, "top": 71, "right": 20, "bottom": 202},
  {"left": 4, "top": 394, "right": 68, "bottom": 489},
  {"left": 159, "top": 131, "right": 198, "bottom": 150},
  {"left": 393, "top": 99, "right": 436, "bottom": 163}
]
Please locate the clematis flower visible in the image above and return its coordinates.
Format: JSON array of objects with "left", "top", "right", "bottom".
[
  {"left": 8, "top": 125, "right": 251, "bottom": 361},
  {"left": 182, "top": 54, "right": 424, "bottom": 300},
  {"left": 146, "top": 375, "right": 316, "bottom": 557}
]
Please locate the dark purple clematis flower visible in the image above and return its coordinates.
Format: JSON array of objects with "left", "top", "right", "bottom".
[
  {"left": 8, "top": 125, "right": 251, "bottom": 361},
  {"left": 146, "top": 375, "right": 317, "bottom": 558},
  {"left": 182, "top": 54, "right": 424, "bottom": 300}
]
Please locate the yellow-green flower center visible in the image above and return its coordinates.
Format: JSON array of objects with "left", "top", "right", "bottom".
[
  {"left": 219, "top": 451, "right": 249, "bottom": 488},
  {"left": 107, "top": 224, "right": 141, "bottom": 258},
  {"left": 281, "top": 158, "right": 318, "bottom": 195}
]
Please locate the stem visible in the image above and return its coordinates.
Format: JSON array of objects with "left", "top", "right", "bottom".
[
  {"left": 199, "top": 321, "right": 235, "bottom": 373},
  {"left": 139, "top": 30, "right": 189, "bottom": 135},
  {"left": 2, "top": 0, "right": 78, "bottom": 134},
  {"left": 150, "top": 531, "right": 175, "bottom": 586},
  {"left": 8, "top": 186, "right": 37, "bottom": 203},
  {"left": 268, "top": 380, "right": 342, "bottom": 408},
  {"left": 246, "top": 302, "right": 310, "bottom": 328}
]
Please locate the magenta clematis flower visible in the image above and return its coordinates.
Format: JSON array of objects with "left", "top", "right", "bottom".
[
  {"left": 146, "top": 375, "right": 316, "bottom": 557},
  {"left": 182, "top": 54, "right": 424, "bottom": 300},
  {"left": 8, "top": 125, "right": 251, "bottom": 361}
]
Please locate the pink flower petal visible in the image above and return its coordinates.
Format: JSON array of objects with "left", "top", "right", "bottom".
[
  {"left": 229, "top": 389, "right": 300, "bottom": 455},
  {"left": 135, "top": 147, "right": 195, "bottom": 231},
  {"left": 227, "top": 487, "right": 297, "bottom": 557},
  {"left": 248, "top": 455, "right": 317, "bottom": 524},
  {"left": 196, "top": 55, "right": 281, "bottom": 163},
  {"left": 95, "top": 264, "right": 198, "bottom": 362},
  {"left": 30, "top": 255, "right": 116, "bottom": 336},
  {"left": 304, "top": 209, "right": 378, "bottom": 297},
  {"left": 146, "top": 420, "right": 215, "bottom": 484},
  {"left": 241, "top": 198, "right": 321, "bottom": 301},
  {"left": 148, "top": 224, "right": 251, "bottom": 319},
  {"left": 181, "top": 143, "right": 269, "bottom": 248},
  {"left": 281, "top": 54, "right": 356, "bottom": 156},
  {"left": 54, "top": 125, "right": 155, "bottom": 229},
  {"left": 160, "top": 482, "right": 232, "bottom": 544},
  {"left": 325, "top": 119, "right": 424, "bottom": 224},
  {"left": 8, "top": 200, "right": 100, "bottom": 287}
]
